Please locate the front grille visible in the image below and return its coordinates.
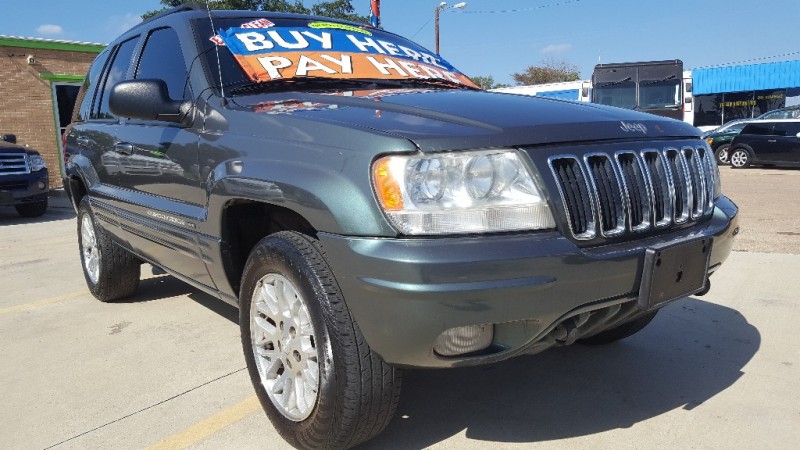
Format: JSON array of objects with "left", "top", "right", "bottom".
[
  {"left": 549, "top": 145, "right": 716, "bottom": 241},
  {"left": 0, "top": 153, "right": 30, "bottom": 175}
]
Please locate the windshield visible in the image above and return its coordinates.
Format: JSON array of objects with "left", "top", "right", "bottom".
[
  {"left": 592, "top": 63, "right": 683, "bottom": 111},
  {"left": 594, "top": 80, "right": 636, "bottom": 109},
  {"left": 194, "top": 16, "right": 477, "bottom": 92},
  {"left": 639, "top": 77, "right": 680, "bottom": 109}
]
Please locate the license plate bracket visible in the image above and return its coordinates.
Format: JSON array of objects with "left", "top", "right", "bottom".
[{"left": 637, "top": 237, "right": 712, "bottom": 310}]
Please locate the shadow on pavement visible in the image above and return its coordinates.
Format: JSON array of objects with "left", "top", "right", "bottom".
[
  {"left": 360, "top": 297, "right": 759, "bottom": 448},
  {"left": 116, "top": 273, "right": 239, "bottom": 324},
  {"left": 0, "top": 206, "right": 76, "bottom": 225}
]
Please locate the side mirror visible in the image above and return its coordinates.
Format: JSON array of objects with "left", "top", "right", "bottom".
[
  {"left": 1, "top": 134, "right": 16, "bottom": 144},
  {"left": 109, "top": 79, "right": 191, "bottom": 125}
]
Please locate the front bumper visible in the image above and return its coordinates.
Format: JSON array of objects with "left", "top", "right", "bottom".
[
  {"left": 0, "top": 170, "right": 49, "bottom": 206},
  {"left": 319, "top": 196, "right": 739, "bottom": 369}
]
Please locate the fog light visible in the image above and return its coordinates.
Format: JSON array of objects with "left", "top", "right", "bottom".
[
  {"left": 433, "top": 324, "right": 493, "bottom": 356},
  {"left": 37, "top": 181, "right": 46, "bottom": 190}
]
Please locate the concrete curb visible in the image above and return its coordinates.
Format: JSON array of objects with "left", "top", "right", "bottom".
[{"left": 48, "top": 188, "right": 74, "bottom": 210}]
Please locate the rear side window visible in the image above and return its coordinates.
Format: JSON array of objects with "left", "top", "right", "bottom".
[
  {"left": 772, "top": 122, "right": 800, "bottom": 136},
  {"left": 74, "top": 50, "right": 111, "bottom": 122},
  {"left": 135, "top": 27, "right": 190, "bottom": 100},
  {"left": 95, "top": 37, "right": 139, "bottom": 120},
  {"left": 742, "top": 123, "right": 774, "bottom": 136}
]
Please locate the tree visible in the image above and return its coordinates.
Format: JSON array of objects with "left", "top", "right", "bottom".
[
  {"left": 143, "top": 0, "right": 368, "bottom": 22},
  {"left": 511, "top": 57, "right": 581, "bottom": 86},
  {"left": 470, "top": 75, "right": 510, "bottom": 90}
]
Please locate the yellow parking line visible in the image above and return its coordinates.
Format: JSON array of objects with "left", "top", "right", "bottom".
[
  {"left": 147, "top": 396, "right": 261, "bottom": 450},
  {"left": 0, "top": 290, "right": 89, "bottom": 315}
]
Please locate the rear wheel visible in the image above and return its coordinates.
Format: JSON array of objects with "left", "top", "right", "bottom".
[
  {"left": 714, "top": 144, "right": 731, "bottom": 165},
  {"left": 77, "top": 197, "right": 140, "bottom": 302},
  {"left": 579, "top": 310, "right": 659, "bottom": 345},
  {"left": 15, "top": 199, "right": 48, "bottom": 217},
  {"left": 730, "top": 147, "right": 752, "bottom": 168},
  {"left": 240, "top": 231, "right": 401, "bottom": 449}
]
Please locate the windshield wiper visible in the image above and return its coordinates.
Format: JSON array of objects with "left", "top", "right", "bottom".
[
  {"left": 640, "top": 75, "right": 677, "bottom": 86},
  {"left": 228, "top": 77, "right": 386, "bottom": 95},
  {"left": 228, "top": 76, "right": 475, "bottom": 95},
  {"left": 596, "top": 77, "right": 632, "bottom": 88}
]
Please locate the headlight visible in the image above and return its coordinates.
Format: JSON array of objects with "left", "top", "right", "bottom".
[
  {"left": 372, "top": 149, "right": 555, "bottom": 235},
  {"left": 29, "top": 154, "right": 47, "bottom": 172}
]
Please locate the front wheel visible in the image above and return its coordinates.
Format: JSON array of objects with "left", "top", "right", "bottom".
[
  {"left": 240, "top": 231, "right": 401, "bottom": 449},
  {"left": 715, "top": 144, "right": 731, "bottom": 165},
  {"left": 730, "top": 147, "right": 752, "bottom": 168},
  {"left": 77, "top": 197, "right": 140, "bottom": 301}
]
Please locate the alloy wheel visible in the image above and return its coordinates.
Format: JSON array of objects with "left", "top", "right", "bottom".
[
  {"left": 250, "top": 273, "right": 319, "bottom": 421},
  {"left": 730, "top": 149, "right": 749, "bottom": 168},
  {"left": 80, "top": 214, "right": 100, "bottom": 284}
]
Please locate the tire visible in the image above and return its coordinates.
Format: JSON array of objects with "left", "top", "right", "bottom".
[
  {"left": 77, "top": 197, "right": 140, "bottom": 302},
  {"left": 578, "top": 310, "right": 659, "bottom": 345},
  {"left": 714, "top": 144, "right": 731, "bottom": 165},
  {"left": 14, "top": 199, "right": 48, "bottom": 217},
  {"left": 240, "top": 231, "right": 401, "bottom": 450},
  {"left": 729, "top": 147, "right": 752, "bottom": 168}
]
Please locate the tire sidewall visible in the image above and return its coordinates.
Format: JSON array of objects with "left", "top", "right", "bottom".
[{"left": 239, "top": 234, "right": 339, "bottom": 448}]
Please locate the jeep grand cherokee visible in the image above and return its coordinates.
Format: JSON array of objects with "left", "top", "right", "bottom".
[{"left": 63, "top": 5, "right": 739, "bottom": 449}]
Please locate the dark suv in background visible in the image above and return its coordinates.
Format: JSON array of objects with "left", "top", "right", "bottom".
[
  {"left": 0, "top": 134, "right": 49, "bottom": 217},
  {"left": 729, "top": 119, "right": 800, "bottom": 168},
  {"left": 63, "top": 5, "right": 739, "bottom": 449}
]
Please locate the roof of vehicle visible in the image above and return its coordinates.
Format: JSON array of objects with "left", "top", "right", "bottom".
[{"left": 131, "top": 3, "right": 371, "bottom": 34}]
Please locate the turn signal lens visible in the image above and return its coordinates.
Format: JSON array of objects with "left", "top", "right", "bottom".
[{"left": 373, "top": 158, "right": 404, "bottom": 211}]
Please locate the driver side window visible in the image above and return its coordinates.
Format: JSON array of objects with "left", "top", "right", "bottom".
[{"left": 135, "top": 27, "right": 190, "bottom": 101}]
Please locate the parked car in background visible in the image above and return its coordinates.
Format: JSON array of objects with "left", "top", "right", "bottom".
[
  {"left": 0, "top": 134, "right": 49, "bottom": 217},
  {"left": 729, "top": 119, "right": 800, "bottom": 168},
  {"left": 757, "top": 104, "right": 800, "bottom": 120},
  {"left": 702, "top": 119, "right": 752, "bottom": 165}
]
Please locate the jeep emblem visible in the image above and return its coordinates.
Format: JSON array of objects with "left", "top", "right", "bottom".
[{"left": 620, "top": 121, "right": 648, "bottom": 134}]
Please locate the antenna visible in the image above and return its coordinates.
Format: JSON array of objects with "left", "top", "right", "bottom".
[{"left": 205, "top": 3, "right": 227, "bottom": 106}]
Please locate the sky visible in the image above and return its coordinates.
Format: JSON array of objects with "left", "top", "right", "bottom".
[{"left": 4, "top": 0, "right": 799, "bottom": 85}]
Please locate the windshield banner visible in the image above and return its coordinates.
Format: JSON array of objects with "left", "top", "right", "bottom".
[{"left": 218, "top": 25, "right": 477, "bottom": 87}]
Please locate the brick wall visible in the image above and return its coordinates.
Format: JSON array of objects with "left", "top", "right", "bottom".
[{"left": 0, "top": 46, "right": 97, "bottom": 188}]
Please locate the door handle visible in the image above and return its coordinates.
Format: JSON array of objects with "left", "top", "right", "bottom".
[
  {"left": 76, "top": 136, "right": 90, "bottom": 147},
  {"left": 114, "top": 142, "right": 134, "bottom": 155}
]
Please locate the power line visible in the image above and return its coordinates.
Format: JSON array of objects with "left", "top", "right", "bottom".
[
  {"left": 459, "top": 0, "right": 583, "bottom": 14},
  {"left": 410, "top": 0, "right": 583, "bottom": 39}
]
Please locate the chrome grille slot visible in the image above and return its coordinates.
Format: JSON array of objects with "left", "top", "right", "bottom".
[
  {"left": 641, "top": 150, "right": 671, "bottom": 228},
  {"left": 585, "top": 154, "right": 625, "bottom": 237},
  {"left": 683, "top": 147, "right": 706, "bottom": 219},
  {"left": 616, "top": 152, "right": 650, "bottom": 232},
  {"left": 548, "top": 144, "right": 716, "bottom": 242},
  {"left": 664, "top": 148, "right": 690, "bottom": 224},
  {"left": 550, "top": 157, "right": 596, "bottom": 240}
]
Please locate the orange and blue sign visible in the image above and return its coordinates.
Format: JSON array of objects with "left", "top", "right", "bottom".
[{"left": 217, "top": 25, "right": 477, "bottom": 88}]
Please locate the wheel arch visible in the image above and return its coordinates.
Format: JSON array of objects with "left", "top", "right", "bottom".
[{"left": 219, "top": 198, "right": 318, "bottom": 297}]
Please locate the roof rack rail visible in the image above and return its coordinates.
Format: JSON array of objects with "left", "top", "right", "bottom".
[{"left": 140, "top": 2, "right": 207, "bottom": 26}]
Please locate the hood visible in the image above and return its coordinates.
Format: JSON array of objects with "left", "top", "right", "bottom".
[
  {"left": 0, "top": 140, "right": 39, "bottom": 155},
  {"left": 232, "top": 88, "right": 701, "bottom": 152}
]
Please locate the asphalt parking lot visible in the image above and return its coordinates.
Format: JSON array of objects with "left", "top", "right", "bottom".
[{"left": 1, "top": 167, "right": 798, "bottom": 449}]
